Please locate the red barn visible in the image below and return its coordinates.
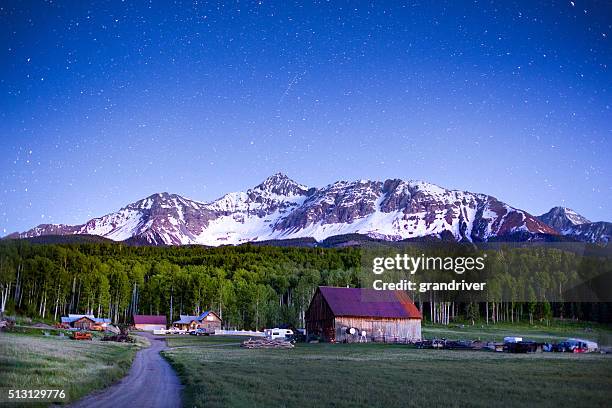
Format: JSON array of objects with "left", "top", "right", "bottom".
[{"left": 305, "top": 286, "right": 422, "bottom": 342}]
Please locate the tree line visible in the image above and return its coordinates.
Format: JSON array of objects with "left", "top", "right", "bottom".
[{"left": 0, "top": 240, "right": 610, "bottom": 328}]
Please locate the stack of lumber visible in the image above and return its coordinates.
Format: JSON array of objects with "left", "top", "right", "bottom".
[{"left": 241, "top": 338, "right": 294, "bottom": 349}]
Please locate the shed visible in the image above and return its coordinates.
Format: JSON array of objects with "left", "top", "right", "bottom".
[
  {"left": 305, "top": 286, "right": 422, "bottom": 342},
  {"left": 133, "top": 315, "right": 167, "bottom": 331}
]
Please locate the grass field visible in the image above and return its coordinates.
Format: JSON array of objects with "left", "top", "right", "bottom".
[
  {"left": 0, "top": 331, "right": 141, "bottom": 405},
  {"left": 163, "top": 327, "right": 612, "bottom": 408},
  {"left": 164, "top": 334, "right": 245, "bottom": 348},
  {"left": 422, "top": 321, "right": 612, "bottom": 345}
]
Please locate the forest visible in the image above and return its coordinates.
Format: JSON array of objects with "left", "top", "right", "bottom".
[{"left": 0, "top": 240, "right": 610, "bottom": 328}]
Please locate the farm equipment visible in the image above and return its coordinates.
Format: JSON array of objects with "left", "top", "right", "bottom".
[
  {"left": 101, "top": 333, "right": 133, "bottom": 343},
  {"left": 71, "top": 331, "right": 92, "bottom": 340}
]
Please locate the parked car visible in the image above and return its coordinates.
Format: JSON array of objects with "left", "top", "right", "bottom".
[
  {"left": 191, "top": 327, "right": 214, "bottom": 336},
  {"left": 553, "top": 340, "right": 590, "bottom": 353},
  {"left": 290, "top": 328, "right": 307, "bottom": 343},
  {"left": 567, "top": 338, "right": 598, "bottom": 352}
]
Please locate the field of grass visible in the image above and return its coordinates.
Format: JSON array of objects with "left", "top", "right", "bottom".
[
  {"left": 164, "top": 334, "right": 245, "bottom": 348},
  {"left": 163, "top": 334, "right": 612, "bottom": 408},
  {"left": 0, "top": 331, "right": 140, "bottom": 405},
  {"left": 422, "top": 321, "right": 612, "bottom": 346}
]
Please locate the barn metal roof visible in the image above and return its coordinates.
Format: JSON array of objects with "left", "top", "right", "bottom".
[
  {"left": 133, "top": 315, "right": 167, "bottom": 325},
  {"left": 61, "top": 315, "right": 110, "bottom": 324},
  {"left": 197, "top": 311, "right": 220, "bottom": 321},
  {"left": 318, "top": 286, "right": 422, "bottom": 319},
  {"left": 173, "top": 315, "right": 199, "bottom": 324}
]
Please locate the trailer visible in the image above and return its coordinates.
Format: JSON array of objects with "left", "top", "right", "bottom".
[{"left": 265, "top": 328, "right": 294, "bottom": 340}]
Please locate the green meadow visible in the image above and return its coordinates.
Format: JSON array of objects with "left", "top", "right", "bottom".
[
  {"left": 163, "top": 325, "right": 612, "bottom": 408},
  {"left": 0, "top": 331, "right": 141, "bottom": 405}
]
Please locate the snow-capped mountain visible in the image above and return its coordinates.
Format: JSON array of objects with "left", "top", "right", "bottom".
[
  {"left": 537, "top": 207, "right": 591, "bottom": 232},
  {"left": 10, "top": 173, "right": 572, "bottom": 246},
  {"left": 537, "top": 207, "right": 611, "bottom": 244}
]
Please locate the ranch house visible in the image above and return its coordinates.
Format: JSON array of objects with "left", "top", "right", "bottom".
[
  {"left": 305, "top": 286, "right": 422, "bottom": 342},
  {"left": 173, "top": 311, "right": 222, "bottom": 332},
  {"left": 61, "top": 314, "right": 111, "bottom": 330}
]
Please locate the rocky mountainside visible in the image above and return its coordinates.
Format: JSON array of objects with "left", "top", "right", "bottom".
[
  {"left": 8, "top": 173, "right": 609, "bottom": 246},
  {"left": 537, "top": 207, "right": 591, "bottom": 231},
  {"left": 537, "top": 207, "right": 611, "bottom": 244}
]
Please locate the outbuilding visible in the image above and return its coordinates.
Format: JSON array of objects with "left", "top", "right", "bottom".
[
  {"left": 173, "top": 315, "right": 200, "bottom": 331},
  {"left": 172, "top": 311, "right": 222, "bottom": 332},
  {"left": 133, "top": 315, "right": 167, "bottom": 331},
  {"left": 60, "top": 314, "right": 111, "bottom": 330},
  {"left": 305, "top": 286, "right": 422, "bottom": 342}
]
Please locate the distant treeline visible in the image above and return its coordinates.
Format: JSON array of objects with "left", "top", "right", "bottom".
[{"left": 0, "top": 241, "right": 610, "bottom": 328}]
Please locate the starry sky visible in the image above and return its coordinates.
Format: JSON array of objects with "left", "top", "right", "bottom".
[{"left": 1, "top": 1, "right": 610, "bottom": 234}]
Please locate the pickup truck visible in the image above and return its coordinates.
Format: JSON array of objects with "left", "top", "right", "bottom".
[{"left": 190, "top": 327, "right": 215, "bottom": 336}]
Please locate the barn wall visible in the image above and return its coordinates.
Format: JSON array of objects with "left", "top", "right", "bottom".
[
  {"left": 199, "top": 314, "right": 222, "bottom": 331},
  {"left": 199, "top": 321, "right": 221, "bottom": 330},
  {"left": 73, "top": 318, "right": 94, "bottom": 330},
  {"left": 305, "top": 290, "right": 336, "bottom": 341},
  {"left": 135, "top": 324, "right": 166, "bottom": 331},
  {"left": 334, "top": 316, "right": 421, "bottom": 342}
]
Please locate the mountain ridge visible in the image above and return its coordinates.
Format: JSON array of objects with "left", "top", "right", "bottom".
[{"left": 7, "top": 173, "right": 610, "bottom": 245}]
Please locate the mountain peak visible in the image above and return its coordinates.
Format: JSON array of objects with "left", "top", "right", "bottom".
[
  {"left": 253, "top": 173, "right": 308, "bottom": 197},
  {"left": 537, "top": 206, "right": 590, "bottom": 231},
  {"left": 10, "top": 176, "right": 610, "bottom": 245}
]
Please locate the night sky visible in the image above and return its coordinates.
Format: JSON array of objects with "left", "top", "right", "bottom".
[{"left": 1, "top": 1, "right": 610, "bottom": 234}]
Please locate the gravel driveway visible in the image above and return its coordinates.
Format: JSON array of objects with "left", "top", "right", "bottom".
[{"left": 70, "top": 332, "right": 182, "bottom": 408}]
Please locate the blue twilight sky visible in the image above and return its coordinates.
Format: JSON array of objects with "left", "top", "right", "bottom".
[{"left": 0, "top": 1, "right": 611, "bottom": 234}]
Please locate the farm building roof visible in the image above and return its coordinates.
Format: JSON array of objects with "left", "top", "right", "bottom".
[
  {"left": 173, "top": 315, "right": 199, "bottom": 324},
  {"left": 317, "top": 286, "right": 422, "bottom": 319},
  {"left": 197, "top": 311, "right": 220, "bottom": 321},
  {"left": 61, "top": 315, "right": 110, "bottom": 324},
  {"left": 133, "top": 315, "right": 167, "bottom": 325}
]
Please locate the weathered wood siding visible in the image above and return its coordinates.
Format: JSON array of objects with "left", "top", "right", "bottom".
[
  {"left": 334, "top": 316, "right": 421, "bottom": 342},
  {"left": 73, "top": 317, "right": 95, "bottom": 330},
  {"left": 305, "top": 290, "right": 336, "bottom": 341},
  {"left": 199, "top": 313, "right": 222, "bottom": 331}
]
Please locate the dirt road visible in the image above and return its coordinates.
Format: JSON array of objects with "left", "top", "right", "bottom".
[{"left": 70, "top": 332, "right": 182, "bottom": 408}]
